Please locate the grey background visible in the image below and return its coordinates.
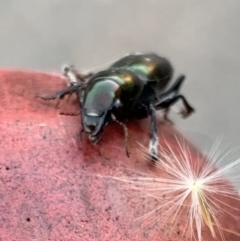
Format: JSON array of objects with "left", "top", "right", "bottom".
[{"left": 1, "top": 0, "right": 240, "bottom": 150}]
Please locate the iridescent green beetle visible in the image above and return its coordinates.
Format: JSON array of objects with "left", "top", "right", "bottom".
[{"left": 40, "top": 53, "right": 194, "bottom": 161}]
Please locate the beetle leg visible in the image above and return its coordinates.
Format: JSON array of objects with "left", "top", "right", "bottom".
[
  {"left": 160, "top": 74, "right": 185, "bottom": 97},
  {"left": 149, "top": 104, "right": 159, "bottom": 162},
  {"left": 156, "top": 94, "right": 195, "bottom": 119},
  {"left": 156, "top": 75, "right": 195, "bottom": 120},
  {"left": 36, "top": 84, "right": 81, "bottom": 101},
  {"left": 79, "top": 128, "right": 85, "bottom": 142},
  {"left": 163, "top": 107, "right": 173, "bottom": 124},
  {"left": 111, "top": 114, "right": 130, "bottom": 157},
  {"left": 62, "top": 65, "right": 92, "bottom": 86}
]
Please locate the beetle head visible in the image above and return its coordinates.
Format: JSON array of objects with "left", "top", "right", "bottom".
[
  {"left": 82, "top": 79, "right": 121, "bottom": 143},
  {"left": 82, "top": 110, "right": 108, "bottom": 143}
]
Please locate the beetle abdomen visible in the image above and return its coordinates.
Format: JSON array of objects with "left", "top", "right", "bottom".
[{"left": 111, "top": 53, "right": 173, "bottom": 90}]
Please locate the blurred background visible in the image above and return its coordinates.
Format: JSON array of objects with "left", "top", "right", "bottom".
[{"left": 0, "top": 0, "right": 240, "bottom": 150}]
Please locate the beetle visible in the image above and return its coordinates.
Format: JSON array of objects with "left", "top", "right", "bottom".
[{"left": 39, "top": 53, "right": 194, "bottom": 161}]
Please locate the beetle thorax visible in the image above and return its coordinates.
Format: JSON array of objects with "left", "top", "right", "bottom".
[{"left": 83, "top": 79, "right": 120, "bottom": 116}]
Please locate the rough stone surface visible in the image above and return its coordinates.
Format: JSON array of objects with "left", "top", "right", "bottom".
[{"left": 0, "top": 70, "right": 239, "bottom": 240}]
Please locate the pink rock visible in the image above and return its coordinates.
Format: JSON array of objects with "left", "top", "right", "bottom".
[{"left": 0, "top": 70, "right": 239, "bottom": 240}]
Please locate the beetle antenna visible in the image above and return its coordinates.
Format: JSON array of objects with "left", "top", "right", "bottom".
[{"left": 111, "top": 114, "right": 130, "bottom": 157}]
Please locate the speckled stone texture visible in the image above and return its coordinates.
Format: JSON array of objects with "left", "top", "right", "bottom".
[{"left": 0, "top": 70, "right": 239, "bottom": 241}]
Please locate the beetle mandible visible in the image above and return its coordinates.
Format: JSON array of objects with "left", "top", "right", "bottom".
[{"left": 40, "top": 53, "right": 195, "bottom": 161}]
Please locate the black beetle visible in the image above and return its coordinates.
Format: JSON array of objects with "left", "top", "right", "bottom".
[{"left": 39, "top": 53, "right": 194, "bottom": 161}]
